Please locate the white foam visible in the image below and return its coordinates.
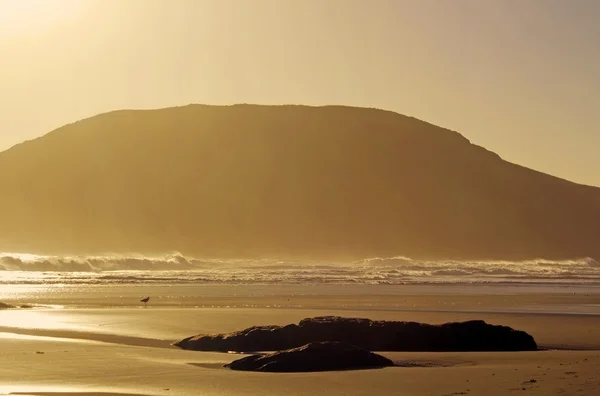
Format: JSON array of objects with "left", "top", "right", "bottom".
[{"left": 0, "top": 252, "right": 598, "bottom": 285}]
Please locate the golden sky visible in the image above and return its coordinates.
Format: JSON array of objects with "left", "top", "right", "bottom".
[{"left": 1, "top": 0, "right": 599, "bottom": 186}]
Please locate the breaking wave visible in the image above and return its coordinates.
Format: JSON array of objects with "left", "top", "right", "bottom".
[{"left": 0, "top": 252, "right": 599, "bottom": 285}]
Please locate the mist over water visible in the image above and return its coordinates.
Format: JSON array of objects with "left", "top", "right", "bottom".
[{"left": 1, "top": 252, "right": 599, "bottom": 286}]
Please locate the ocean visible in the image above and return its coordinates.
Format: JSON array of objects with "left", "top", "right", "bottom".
[{"left": 1, "top": 252, "right": 599, "bottom": 286}]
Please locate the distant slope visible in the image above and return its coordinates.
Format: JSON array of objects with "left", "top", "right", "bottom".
[{"left": 0, "top": 104, "right": 598, "bottom": 260}]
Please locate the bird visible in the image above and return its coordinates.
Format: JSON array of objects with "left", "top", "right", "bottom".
[{"left": 140, "top": 296, "right": 150, "bottom": 307}]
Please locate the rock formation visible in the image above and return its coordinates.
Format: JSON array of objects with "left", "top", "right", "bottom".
[
  {"left": 225, "top": 341, "right": 394, "bottom": 372},
  {"left": 174, "top": 316, "right": 538, "bottom": 352}
]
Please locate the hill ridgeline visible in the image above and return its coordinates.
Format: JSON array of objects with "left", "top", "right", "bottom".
[{"left": 1, "top": 104, "right": 598, "bottom": 261}]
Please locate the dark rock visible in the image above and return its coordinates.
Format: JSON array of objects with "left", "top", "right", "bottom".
[
  {"left": 174, "top": 316, "right": 538, "bottom": 352},
  {"left": 224, "top": 341, "right": 394, "bottom": 372}
]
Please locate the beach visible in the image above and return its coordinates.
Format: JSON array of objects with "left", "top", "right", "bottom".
[
  {"left": 1, "top": 0, "right": 599, "bottom": 394},
  {"left": 1, "top": 283, "right": 599, "bottom": 395}
]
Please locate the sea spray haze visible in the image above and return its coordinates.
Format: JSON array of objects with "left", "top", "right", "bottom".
[
  {"left": 0, "top": 105, "right": 599, "bottom": 261},
  {"left": 1, "top": 252, "right": 599, "bottom": 286}
]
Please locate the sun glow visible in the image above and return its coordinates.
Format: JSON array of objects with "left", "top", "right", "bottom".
[{"left": 0, "top": 0, "right": 90, "bottom": 36}]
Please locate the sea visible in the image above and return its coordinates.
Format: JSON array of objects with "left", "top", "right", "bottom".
[
  {"left": 1, "top": 251, "right": 599, "bottom": 286},
  {"left": 2, "top": 251, "right": 600, "bottom": 331}
]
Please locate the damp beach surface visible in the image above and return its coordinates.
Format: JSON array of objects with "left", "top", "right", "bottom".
[{"left": 1, "top": 283, "right": 600, "bottom": 395}]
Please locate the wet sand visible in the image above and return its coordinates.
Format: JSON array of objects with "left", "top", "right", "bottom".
[{"left": 1, "top": 284, "right": 599, "bottom": 395}]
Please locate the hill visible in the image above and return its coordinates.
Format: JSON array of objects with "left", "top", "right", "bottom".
[{"left": 0, "top": 104, "right": 598, "bottom": 260}]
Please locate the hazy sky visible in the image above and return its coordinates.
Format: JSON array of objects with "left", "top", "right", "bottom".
[{"left": 1, "top": 0, "right": 599, "bottom": 186}]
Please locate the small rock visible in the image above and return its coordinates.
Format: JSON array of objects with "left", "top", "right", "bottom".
[{"left": 225, "top": 341, "right": 394, "bottom": 372}]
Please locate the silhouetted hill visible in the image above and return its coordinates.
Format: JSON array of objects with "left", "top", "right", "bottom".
[{"left": 1, "top": 104, "right": 599, "bottom": 260}]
